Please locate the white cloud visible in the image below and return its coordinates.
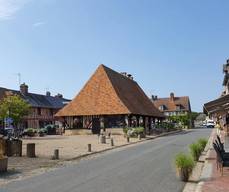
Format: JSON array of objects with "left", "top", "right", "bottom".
[
  {"left": 33, "top": 21, "right": 45, "bottom": 27},
  {"left": 0, "top": 0, "right": 30, "bottom": 20}
]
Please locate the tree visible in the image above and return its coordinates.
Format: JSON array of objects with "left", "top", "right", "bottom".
[
  {"left": 0, "top": 95, "right": 30, "bottom": 129},
  {"left": 169, "top": 114, "right": 190, "bottom": 128}
]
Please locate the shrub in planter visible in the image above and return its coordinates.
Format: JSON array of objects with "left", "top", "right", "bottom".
[
  {"left": 126, "top": 127, "right": 145, "bottom": 137},
  {"left": 175, "top": 153, "right": 194, "bottom": 182},
  {"left": 23, "top": 128, "right": 36, "bottom": 137},
  {"left": 123, "top": 128, "right": 129, "bottom": 135},
  {"left": 197, "top": 138, "right": 208, "bottom": 152},
  {"left": 189, "top": 143, "right": 202, "bottom": 161}
]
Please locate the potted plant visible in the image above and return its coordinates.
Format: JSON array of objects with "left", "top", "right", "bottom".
[
  {"left": 175, "top": 153, "right": 194, "bottom": 182},
  {"left": 197, "top": 138, "right": 208, "bottom": 152},
  {"left": 189, "top": 143, "right": 202, "bottom": 161}
]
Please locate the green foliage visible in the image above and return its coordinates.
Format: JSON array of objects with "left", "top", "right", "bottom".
[
  {"left": 123, "top": 127, "right": 128, "bottom": 134},
  {"left": 197, "top": 138, "right": 208, "bottom": 152},
  {"left": 155, "top": 122, "right": 175, "bottom": 131},
  {"left": 189, "top": 143, "right": 202, "bottom": 161},
  {"left": 123, "top": 127, "right": 145, "bottom": 137},
  {"left": 133, "top": 127, "right": 144, "bottom": 134},
  {"left": 169, "top": 114, "right": 190, "bottom": 128},
  {"left": 190, "top": 112, "right": 199, "bottom": 121},
  {"left": 0, "top": 95, "right": 30, "bottom": 127},
  {"left": 24, "top": 128, "right": 36, "bottom": 137},
  {"left": 175, "top": 152, "right": 195, "bottom": 170}
]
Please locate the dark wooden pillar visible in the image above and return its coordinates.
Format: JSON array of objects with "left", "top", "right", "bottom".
[
  {"left": 148, "top": 117, "right": 152, "bottom": 131},
  {"left": 128, "top": 115, "right": 132, "bottom": 128},
  {"left": 136, "top": 116, "right": 140, "bottom": 127}
]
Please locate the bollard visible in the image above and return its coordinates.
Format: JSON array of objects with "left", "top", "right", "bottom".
[
  {"left": 88, "top": 144, "right": 92, "bottom": 152},
  {"left": 111, "top": 138, "right": 114, "bottom": 146},
  {"left": 138, "top": 134, "right": 141, "bottom": 140},
  {"left": 100, "top": 135, "right": 106, "bottom": 144},
  {"left": 53, "top": 149, "right": 59, "bottom": 160},
  {"left": 26, "top": 143, "right": 36, "bottom": 158},
  {"left": 127, "top": 136, "right": 130, "bottom": 143}
]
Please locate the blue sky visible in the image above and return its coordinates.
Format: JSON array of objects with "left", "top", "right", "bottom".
[{"left": 0, "top": 0, "right": 228, "bottom": 112}]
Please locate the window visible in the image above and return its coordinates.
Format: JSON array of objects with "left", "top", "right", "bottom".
[
  {"left": 176, "top": 105, "right": 181, "bottom": 111},
  {"left": 159, "top": 105, "right": 165, "bottom": 111}
]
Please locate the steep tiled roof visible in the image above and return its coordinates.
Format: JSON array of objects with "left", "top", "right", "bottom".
[
  {"left": 0, "top": 87, "right": 70, "bottom": 109},
  {"left": 153, "top": 95, "right": 191, "bottom": 113},
  {"left": 55, "top": 64, "right": 164, "bottom": 117}
]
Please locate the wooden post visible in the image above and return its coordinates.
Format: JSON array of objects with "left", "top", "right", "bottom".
[
  {"left": 26, "top": 143, "right": 36, "bottom": 158},
  {"left": 88, "top": 144, "right": 92, "bottom": 152},
  {"left": 136, "top": 116, "right": 140, "bottom": 127},
  {"left": 111, "top": 138, "right": 114, "bottom": 146},
  {"left": 100, "top": 135, "right": 106, "bottom": 144},
  {"left": 53, "top": 149, "right": 59, "bottom": 160},
  {"left": 127, "top": 136, "right": 130, "bottom": 143},
  {"left": 138, "top": 134, "right": 141, "bottom": 140}
]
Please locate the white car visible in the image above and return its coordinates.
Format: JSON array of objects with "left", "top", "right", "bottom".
[{"left": 206, "top": 120, "right": 215, "bottom": 128}]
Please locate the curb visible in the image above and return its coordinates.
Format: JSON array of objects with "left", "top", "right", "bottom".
[
  {"left": 182, "top": 129, "right": 216, "bottom": 192},
  {"left": 66, "top": 130, "right": 183, "bottom": 162}
]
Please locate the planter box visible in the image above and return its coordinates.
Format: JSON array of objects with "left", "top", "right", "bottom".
[
  {"left": 0, "top": 157, "right": 8, "bottom": 172},
  {"left": 176, "top": 168, "right": 190, "bottom": 182}
]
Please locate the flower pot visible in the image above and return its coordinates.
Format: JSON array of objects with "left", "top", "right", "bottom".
[
  {"left": 0, "top": 157, "right": 8, "bottom": 172},
  {"left": 177, "top": 168, "right": 190, "bottom": 182}
]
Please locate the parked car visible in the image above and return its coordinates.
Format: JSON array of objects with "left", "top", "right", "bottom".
[{"left": 206, "top": 120, "right": 215, "bottom": 128}]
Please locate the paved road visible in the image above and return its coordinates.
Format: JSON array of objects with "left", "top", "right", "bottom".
[{"left": 1, "top": 128, "right": 211, "bottom": 192}]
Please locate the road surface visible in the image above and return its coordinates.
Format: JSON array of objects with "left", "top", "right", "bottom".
[{"left": 1, "top": 128, "right": 211, "bottom": 192}]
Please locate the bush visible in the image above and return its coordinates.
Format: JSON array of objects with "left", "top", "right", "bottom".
[
  {"left": 175, "top": 152, "right": 194, "bottom": 181},
  {"left": 123, "top": 127, "right": 129, "bottom": 135},
  {"left": 198, "top": 138, "right": 208, "bottom": 152},
  {"left": 175, "top": 152, "right": 195, "bottom": 169},
  {"left": 124, "top": 127, "right": 145, "bottom": 137},
  {"left": 155, "top": 122, "right": 176, "bottom": 131},
  {"left": 23, "top": 128, "right": 36, "bottom": 137},
  {"left": 189, "top": 143, "right": 202, "bottom": 161},
  {"left": 133, "top": 127, "right": 144, "bottom": 134}
]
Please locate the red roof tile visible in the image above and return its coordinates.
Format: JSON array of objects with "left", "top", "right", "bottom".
[{"left": 55, "top": 65, "right": 164, "bottom": 117}]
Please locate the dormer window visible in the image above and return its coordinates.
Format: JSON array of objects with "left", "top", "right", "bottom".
[
  {"left": 176, "top": 105, "right": 182, "bottom": 111},
  {"left": 159, "top": 105, "right": 166, "bottom": 111}
]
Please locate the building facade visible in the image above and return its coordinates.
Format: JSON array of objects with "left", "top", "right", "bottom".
[
  {"left": 0, "top": 83, "right": 70, "bottom": 129},
  {"left": 152, "top": 93, "right": 192, "bottom": 116},
  {"left": 55, "top": 64, "right": 165, "bottom": 134},
  {"left": 204, "top": 59, "right": 229, "bottom": 135}
]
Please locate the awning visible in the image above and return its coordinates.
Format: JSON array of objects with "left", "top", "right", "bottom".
[{"left": 203, "top": 94, "right": 229, "bottom": 115}]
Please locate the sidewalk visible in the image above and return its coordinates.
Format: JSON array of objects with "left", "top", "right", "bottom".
[
  {"left": 200, "top": 130, "right": 229, "bottom": 192},
  {"left": 187, "top": 129, "right": 229, "bottom": 192}
]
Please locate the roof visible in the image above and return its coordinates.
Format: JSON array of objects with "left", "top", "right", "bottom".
[
  {"left": 55, "top": 64, "right": 164, "bottom": 117},
  {"left": 203, "top": 94, "right": 229, "bottom": 114},
  {"left": 152, "top": 96, "right": 191, "bottom": 113},
  {"left": 0, "top": 87, "right": 70, "bottom": 109}
]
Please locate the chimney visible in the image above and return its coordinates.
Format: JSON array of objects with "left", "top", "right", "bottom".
[
  {"left": 151, "top": 95, "right": 158, "bottom": 101},
  {"left": 170, "top": 92, "right": 175, "bottom": 101},
  {"left": 127, "top": 74, "right": 134, "bottom": 80},
  {"left": 55, "top": 93, "right": 63, "bottom": 98},
  {"left": 46, "top": 91, "right": 51, "bottom": 96},
  {"left": 20, "top": 83, "right": 28, "bottom": 95}
]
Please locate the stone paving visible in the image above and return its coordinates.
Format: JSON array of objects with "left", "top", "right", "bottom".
[{"left": 200, "top": 130, "right": 229, "bottom": 192}]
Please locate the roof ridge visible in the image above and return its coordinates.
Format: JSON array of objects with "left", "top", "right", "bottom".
[{"left": 102, "top": 66, "right": 131, "bottom": 114}]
